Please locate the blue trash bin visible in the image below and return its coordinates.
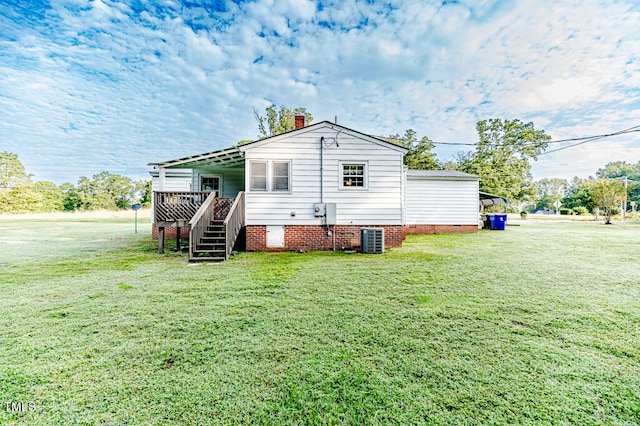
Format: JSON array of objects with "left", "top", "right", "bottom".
[
  {"left": 492, "top": 214, "right": 507, "bottom": 230},
  {"left": 487, "top": 214, "right": 496, "bottom": 229}
]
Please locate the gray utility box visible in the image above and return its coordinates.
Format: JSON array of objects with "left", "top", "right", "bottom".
[
  {"left": 325, "top": 203, "right": 336, "bottom": 225},
  {"left": 313, "top": 202, "right": 337, "bottom": 225},
  {"left": 361, "top": 228, "right": 384, "bottom": 254}
]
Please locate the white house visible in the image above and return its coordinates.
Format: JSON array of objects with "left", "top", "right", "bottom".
[{"left": 149, "top": 120, "right": 480, "bottom": 260}]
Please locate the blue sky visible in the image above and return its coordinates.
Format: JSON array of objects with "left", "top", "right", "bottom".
[{"left": 1, "top": 0, "right": 639, "bottom": 184}]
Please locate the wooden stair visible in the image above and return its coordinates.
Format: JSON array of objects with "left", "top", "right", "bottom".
[
  {"left": 188, "top": 192, "right": 244, "bottom": 262},
  {"left": 191, "top": 220, "right": 226, "bottom": 261}
]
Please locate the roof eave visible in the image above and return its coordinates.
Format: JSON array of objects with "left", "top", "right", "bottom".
[{"left": 149, "top": 146, "right": 244, "bottom": 169}]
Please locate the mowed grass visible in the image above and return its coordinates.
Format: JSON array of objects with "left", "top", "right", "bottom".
[{"left": 1, "top": 218, "right": 639, "bottom": 425}]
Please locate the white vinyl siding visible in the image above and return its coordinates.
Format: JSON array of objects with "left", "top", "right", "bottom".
[
  {"left": 242, "top": 124, "right": 405, "bottom": 226},
  {"left": 150, "top": 170, "right": 192, "bottom": 192},
  {"left": 405, "top": 178, "right": 479, "bottom": 225}
]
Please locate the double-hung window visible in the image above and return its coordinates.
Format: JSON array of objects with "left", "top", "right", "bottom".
[
  {"left": 271, "top": 161, "right": 290, "bottom": 192},
  {"left": 249, "top": 160, "right": 291, "bottom": 192},
  {"left": 250, "top": 161, "right": 268, "bottom": 191},
  {"left": 340, "top": 162, "right": 367, "bottom": 189}
]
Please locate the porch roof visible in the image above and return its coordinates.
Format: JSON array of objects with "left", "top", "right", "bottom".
[{"left": 149, "top": 146, "right": 244, "bottom": 169}]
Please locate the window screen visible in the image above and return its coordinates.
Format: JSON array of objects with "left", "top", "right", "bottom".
[
  {"left": 272, "top": 161, "right": 290, "bottom": 191},
  {"left": 250, "top": 161, "right": 267, "bottom": 191}
]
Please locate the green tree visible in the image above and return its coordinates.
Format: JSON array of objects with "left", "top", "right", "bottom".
[
  {"left": 536, "top": 178, "right": 568, "bottom": 209},
  {"left": 460, "top": 119, "right": 550, "bottom": 205},
  {"left": 77, "top": 172, "right": 135, "bottom": 210},
  {"left": 0, "top": 151, "right": 32, "bottom": 189},
  {"left": 563, "top": 177, "right": 595, "bottom": 212},
  {"left": 135, "top": 180, "right": 152, "bottom": 207},
  {"left": 595, "top": 161, "right": 638, "bottom": 179},
  {"left": 442, "top": 151, "right": 472, "bottom": 171},
  {"left": 596, "top": 160, "right": 640, "bottom": 208},
  {"left": 0, "top": 152, "right": 40, "bottom": 213},
  {"left": 388, "top": 129, "right": 440, "bottom": 170},
  {"left": 589, "top": 178, "right": 625, "bottom": 224},
  {"left": 0, "top": 184, "right": 40, "bottom": 213},
  {"left": 34, "top": 181, "right": 64, "bottom": 211},
  {"left": 60, "top": 183, "right": 82, "bottom": 211},
  {"left": 253, "top": 104, "right": 313, "bottom": 138}
]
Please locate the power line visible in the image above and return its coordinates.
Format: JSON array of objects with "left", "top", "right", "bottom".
[
  {"left": 538, "top": 124, "right": 640, "bottom": 156},
  {"left": 426, "top": 125, "right": 640, "bottom": 149}
]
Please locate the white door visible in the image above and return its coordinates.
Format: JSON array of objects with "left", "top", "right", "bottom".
[{"left": 266, "top": 226, "right": 285, "bottom": 247}]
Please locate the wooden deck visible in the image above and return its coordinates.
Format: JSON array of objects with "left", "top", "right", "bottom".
[{"left": 153, "top": 191, "right": 243, "bottom": 260}]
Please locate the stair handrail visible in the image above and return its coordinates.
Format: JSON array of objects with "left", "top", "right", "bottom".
[
  {"left": 222, "top": 191, "right": 245, "bottom": 260},
  {"left": 189, "top": 191, "right": 217, "bottom": 260}
]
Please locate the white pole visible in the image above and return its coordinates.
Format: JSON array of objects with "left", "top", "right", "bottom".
[{"left": 158, "top": 167, "right": 166, "bottom": 191}]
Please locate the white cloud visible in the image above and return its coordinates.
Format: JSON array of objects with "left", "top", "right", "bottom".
[{"left": 0, "top": 0, "right": 638, "bottom": 184}]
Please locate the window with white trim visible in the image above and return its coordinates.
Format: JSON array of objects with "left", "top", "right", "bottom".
[
  {"left": 201, "top": 176, "right": 220, "bottom": 193},
  {"left": 249, "top": 160, "right": 291, "bottom": 192},
  {"left": 272, "top": 161, "right": 290, "bottom": 192},
  {"left": 250, "top": 161, "right": 267, "bottom": 191},
  {"left": 340, "top": 162, "right": 367, "bottom": 189}
]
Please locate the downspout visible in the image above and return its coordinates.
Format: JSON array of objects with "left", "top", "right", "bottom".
[
  {"left": 320, "top": 136, "right": 324, "bottom": 203},
  {"left": 321, "top": 136, "right": 335, "bottom": 250}
]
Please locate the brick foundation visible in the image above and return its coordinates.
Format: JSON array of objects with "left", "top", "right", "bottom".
[
  {"left": 403, "top": 224, "right": 478, "bottom": 236},
  {"left": 246, "top": 225, "right": 403, "bottom": 252},
  {"left": 154, "top": 223, "right": 478, "bottom": 251},
  {"left": 152, "top": 225, "right": 189, "bottom": 240}
]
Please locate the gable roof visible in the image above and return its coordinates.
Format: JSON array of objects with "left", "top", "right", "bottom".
[
  {"left": 150, "top": 120, "right": 409, "bottom": 169},
  {"left": 238, "top": 121, "right": 409, "bottom": 154}
]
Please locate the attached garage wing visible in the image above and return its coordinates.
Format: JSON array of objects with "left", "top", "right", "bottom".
[{"left": 404, "top": 170, "right": 480, "bottom": 226}]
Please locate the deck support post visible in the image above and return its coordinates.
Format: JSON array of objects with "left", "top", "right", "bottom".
[
  {"left": 176, "top": 226, "right": 181, "bottom": 252},
  {"left": 158, "top": 227, "right": 165, "bottom": 253}
]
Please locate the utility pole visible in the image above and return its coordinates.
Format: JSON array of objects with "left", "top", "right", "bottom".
[{"left": 623, "top": 176, "right": 628, "bottom": 221}]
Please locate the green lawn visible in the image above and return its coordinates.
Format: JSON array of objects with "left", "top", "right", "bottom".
[{"left": 1, "top": 218, "right": 639, "bottom": 425}]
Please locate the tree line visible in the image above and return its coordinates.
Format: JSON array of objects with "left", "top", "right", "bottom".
[
  {"left": 535, "top": 161, "right": 639, "bottom": 222},
  {"left": 0, "top": 152, "right": 151, "bottom": 214},
  {"left": 3, "top": 104, "right": 636, "bottom": 220}
]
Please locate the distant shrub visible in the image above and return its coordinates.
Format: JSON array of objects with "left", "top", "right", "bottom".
[
  {"left": 573, "top": 206, "right": 590, "bottom": 216},
  {"left": 559, "top": 208, "right": 572, "bottom": 215}
]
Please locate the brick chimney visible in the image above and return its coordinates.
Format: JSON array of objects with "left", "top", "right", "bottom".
[{"left": 294, "top": 115, "right": 305, "bottom": 129}]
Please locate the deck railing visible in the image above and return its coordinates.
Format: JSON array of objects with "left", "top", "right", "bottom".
[
  {"left": 188, "top": 192, "right": 218, "bottom": 260},
  {"left": 153, "top": 191, "right": 210, "bottom": 223},
  {"left": 154, "top": 190, "right": 244, "bottom": 261},
  {"left": 223, "top": 191, "right": 245, "bottom": 260}
]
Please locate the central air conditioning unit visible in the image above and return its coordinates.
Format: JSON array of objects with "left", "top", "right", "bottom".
[{"left": 361, "top": 228, "right": 384, "bottom": 254}]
